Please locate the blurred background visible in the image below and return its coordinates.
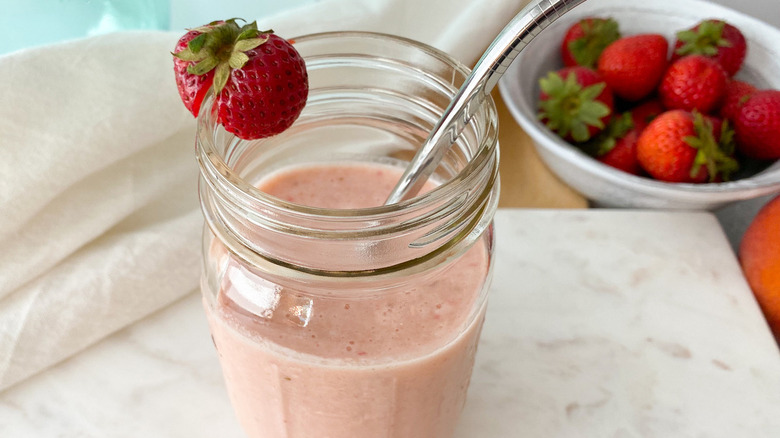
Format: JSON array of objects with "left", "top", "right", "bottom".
[
  {"left": 0, "top": 0, "right": 314, "bottom": 55},
  {"left": 1, "top": 0, "right": 777, "bottom": 56}
]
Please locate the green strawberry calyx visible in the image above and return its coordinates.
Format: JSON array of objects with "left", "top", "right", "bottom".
[
  {"left": 538, "top": 71, "right": 611, "bottom": 143},
  {"left": 675, "top": 20, "right": 731, "bottom": 57},
  {"left": 589, "top": 112, "right": 634, "bottom": 156},
  {"left": 684, "top": 112, "right": 739, "bottom": 182},
  {"left": 173, "top": 19, "right": 272, "bottom": 96},
  {"left": 568, "top": 18, "right": 621, "bottom": 68}
]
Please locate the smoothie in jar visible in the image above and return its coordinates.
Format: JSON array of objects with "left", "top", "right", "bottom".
[
  {"left": 195, "top": 31, "right": 500, "bottom": 438},
  {"left": 204, "top": 163, "right": 491, "bottom": 438}
]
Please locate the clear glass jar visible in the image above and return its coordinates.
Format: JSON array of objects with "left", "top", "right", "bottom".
[{"left": 197, "top": 32, "right": 499, "bottom": 438}]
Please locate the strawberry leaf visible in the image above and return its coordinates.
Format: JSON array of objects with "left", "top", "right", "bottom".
[
  {"left": 190, "top": 25, "right": 216, "bottom": 33},
  {"left": 595, "top": 137, "right": 616, "bottom": 156},
  {"left": 204, "top": 21, "right": 240, "bottom": 49},
  {"left": 213, "top": 62, "right": 231, "bottom": 95},
  {"left": 580, "top": 82, "right": 606, "bottom": 101},
  {"left": 571, "top": 123, "right": 589, "bottom": 143},
  {"left": 686, "top": 135, "right": 708, "bottom": 178},
  {"left": 172, "top": 47, "right": 209, "bottom": 62},
  {"left": 188, "top": 56, "right": 219, "bottom": 75},
  {"left": 586, "top": 112, "right": 634, "bottom": 156},
  {"left": 237, "top": 26, "right": 259, "bottom": 41},
  {"left": 537, "top": 70, "right": 611, "bottom": 142},
  {"left": 675, "top": 20, "right": 729, "bottom": 57},
  {"left": 568, "top": 18, "right": 620, "bottom": 68},
  {"left": 684, "top": 111, "right": 740, "bottom": 181},
  {"left": 579, "top": 102, "right": 609, "bottom": 126},
  {"left": 539, "top": 72, "right": 564, "bottom": 95},
  {"left": 719, "top": 119, "right": 736, "bottom": 156},
  {"left": 188, "top": 33, "right": 207, "bottom": 53},
  {"left": 234, "top": 36, "right": 269, "bottom": 53},
  {"left": 228, "top": 51, "right": 250, "bottom": 69}
]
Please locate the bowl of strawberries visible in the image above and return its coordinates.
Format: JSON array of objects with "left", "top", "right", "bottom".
[{"left": 499, "top": 0, "right": 780, "bottom": 209}]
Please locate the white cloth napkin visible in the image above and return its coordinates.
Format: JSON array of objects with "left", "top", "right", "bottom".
[{"left": 0, "top": 0, "right": 528, "bottom": 391}]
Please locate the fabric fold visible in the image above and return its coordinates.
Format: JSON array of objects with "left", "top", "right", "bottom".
[{"left": 0, "top": 129, "right": 197, "bottom": 300}]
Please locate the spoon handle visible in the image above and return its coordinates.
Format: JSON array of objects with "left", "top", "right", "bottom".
[{"left": 385, "top": 0, "right": 587, "bottom": 205}]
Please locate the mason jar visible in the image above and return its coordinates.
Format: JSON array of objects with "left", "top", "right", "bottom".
[{"left": 196, "top": 31, "right": 499, "bottom": 438}]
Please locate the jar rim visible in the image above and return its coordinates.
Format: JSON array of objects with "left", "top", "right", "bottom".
[
  {"left": 196, "top": 31, "right": 500, "bottom": 278},
  {"left": 196, "top": 31, "right": 498, "bottom": 220}
]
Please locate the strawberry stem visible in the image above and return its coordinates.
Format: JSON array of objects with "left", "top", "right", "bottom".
[
  {"left": 585, "top": 112, "right": 634, "bottom": 156},
  {"left": 172, "top": 19, "right": 273, "bottom": 96},
  {"left": 538, "top": 70, "right": 610, "bottom": 143},
  {"left": 676, "top": 20, "right": 731, "bottom": 57},
  {"left": 569, "top": 18, "right": 620, "bottom": 68},
  {"left": 684, "top": 111, "right": 739, "bottom": 181}
]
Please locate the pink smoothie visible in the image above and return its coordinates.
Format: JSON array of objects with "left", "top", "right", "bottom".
[{"left": 204, "top": 163, "right": 490, "bottom": 438}]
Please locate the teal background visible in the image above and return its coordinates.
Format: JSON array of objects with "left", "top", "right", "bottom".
[
  {"left": 0, "top": 0, "right": 315, "bottom": 56},
  {"left": 0, "top": 1, "right": 776, "bottom": 56}
]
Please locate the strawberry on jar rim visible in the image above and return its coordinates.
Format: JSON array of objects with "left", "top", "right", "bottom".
[
  {"left": 732, "top": 90, "right": 780, "bottom": 160},
  {"left": 560, "top": 17, "right": 621, "bottom": 68},
  {"left": 673, "top": 19, "right": 747, "bottom": 77},
  {"left": 597, "top": 34, "right": 669, "bottom": 102},
  {"left": 173, "top": 22, "right": 223, "bottom": 117},
  {"left": 658, "top": 55, "right": 727, "bottom": 114},
  {"left": 537, "top": 66, "right": 614, "bottom": 143},
  {"left": 636, "top": 110, "right": 739, "bottom": 183},
  {"left": 172, "top": 19, "right": 309, "bottom": 140}
]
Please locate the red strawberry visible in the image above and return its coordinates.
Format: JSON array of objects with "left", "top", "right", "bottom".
[
  {"left": 537, "top": 67, "right": 614, "bottom": 142},
  {"left": 629, "top": 99, "right": 665, "bottom": 131},
  {"left": 173, "top": 19, "right": 309, "bottom": 140},
  {"left": 173, "top": 23, "right": 222, "bottom": 117},
  {"left": 636, "top": 110, "right": 739, "bottom": 183},
  {"left": 592, "top": 99, "right": 666, "bottom": 175},
  {"left": 719, "top": 80, "right": 757, "bottom": 121},
  {"left": 591, "top": 100, "right": 664, "bottom": 175},
  {"left": 673, "top": 19, "right": 747, "bottom": 76},
  {"left": 593, "top": 113, "right": 642, "bottom": 175},
  {"left": 597, "top": 34, "right": 668, "bottom": 101},
  {"left": 561, "top": 17, "right": 621, "bottom": 68},
  {"left": 658, "top": 55, "right": 727, "bottom": 113},
  {"left": 599, "top": 128, "right": 642, "bottom": 175},
  {"left": 732, "top": 90, "right": 780, "bottom": 159}
]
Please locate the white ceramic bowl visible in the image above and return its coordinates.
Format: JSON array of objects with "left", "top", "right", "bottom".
[{"left": 499, "top": 0, "right": 780, "bottom": 209}]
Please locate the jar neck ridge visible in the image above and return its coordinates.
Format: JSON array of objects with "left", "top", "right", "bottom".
[{"left": 196, "top": 32, "right": 499, "bottom": 277}]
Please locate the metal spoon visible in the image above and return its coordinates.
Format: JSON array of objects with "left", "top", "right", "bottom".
[{"left": 385, "top": 0, "right": 587, "bottom": 205}]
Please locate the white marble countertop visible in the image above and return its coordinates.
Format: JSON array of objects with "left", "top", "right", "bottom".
[{"left": 2, "top": 209, "right": 779, "bottom": 437}]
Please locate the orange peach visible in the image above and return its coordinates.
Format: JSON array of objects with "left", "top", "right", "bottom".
[{"left": 740, "top": 194, "right": 780, "bottom": 341}]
